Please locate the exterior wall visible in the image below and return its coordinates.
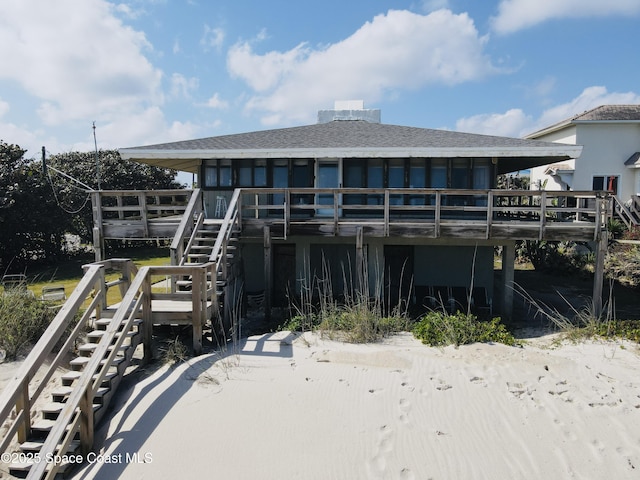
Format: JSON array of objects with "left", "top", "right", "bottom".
[
  {"left": 573, "top": 123, "right": 640, "bottom": 200},
  {"left": 529, "top": 125, "right": 577, "bottom": 191},
  {"left": 530, "top": 122, "right": 640, "bottom": 201}
]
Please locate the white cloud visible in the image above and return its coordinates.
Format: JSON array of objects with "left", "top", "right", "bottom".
[
  {"left": 0, "top": 98, "right": 9, "bottom": 118},
  {"left": 455, "top": 86, "right": 640, "bottom": 138},
  {"left": 531, "top": 86, "right": 640, "bottom": 133},
  {"left": 205, "top": 93, "right": 229, "bottom": 110},
  {"left": 170, "top": 73, "right": 199, "bottom": 99},
  {"left": 227, "top": 42, "right": 309, "bottom": 93},
  {"left": 73, "top": 107, "right": 203, "bottom": 152},
  {"left": 201, "top": 24, "right": 225, "bottom": 52},
  {"left": 456, "top": 109, "right": 532, "bottom": 137},
  {"left": 0, "top": 0, "right": 163, "bottom": 126},
  {"left": 492, "top": 0, "right": 640, "bottom": 34},
  {"left": 228, "top": 10, "right": 500, "bottom": 126}
]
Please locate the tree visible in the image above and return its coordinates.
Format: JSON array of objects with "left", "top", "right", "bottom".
[
  {"left": 0, "top": 141, "right": 70, "bottom": 272},
  {"left": 46, "top": 149, "right": 183, "bottom": 242}
]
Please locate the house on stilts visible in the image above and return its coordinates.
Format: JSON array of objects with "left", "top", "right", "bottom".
[{"left": 0, "top": 101, "right": 611, "bottom": 478}]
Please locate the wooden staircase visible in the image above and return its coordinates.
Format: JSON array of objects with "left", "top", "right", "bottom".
[
  {"left": 7, "top": 318, "right": 143, "bottom": 479},
  {"left": 1, "top": 190, "right": 241, "bottom": 479},
  {"left": 612, "top": 194, "right": 640, "bottom": 229}
]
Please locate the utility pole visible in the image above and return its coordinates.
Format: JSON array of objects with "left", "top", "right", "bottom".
[{"left": 93, "top": 121, "right": 101, "bottom": 190}]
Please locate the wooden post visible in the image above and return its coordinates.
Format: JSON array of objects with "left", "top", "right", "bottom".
[
  {"left": 434, "top": 191, "right": 441, "bottom": 238},
  {"left": 142, "top": 271, "right": 153, "bottom": 363},
  {"left": 486, "top": 191, "right": 493, "bottom": 240},
  {"left": 192, "top": 267, "right": 203, "bottom": 355},
  {"left": 356, "top": 227, "right": 364, "bottom": 298},
  {"left": 501, "top": 242, "right": 515, "bottom": 319},
  {"left": 264, "top": 226, "right": 272, "bottom": 320},
  {"left": 91, "top": 192, "right": 104, "bottom": 262},
  {"left": 139, "top": 193, "right": 149, "bottom": 237},
  {"left": 15, "top": 379, "right": 30, "bottom": 443},
  {"left": 384, "top": 190, "right": 390, "bottom": 237},
  {"left": 592, "top": 228, "right": 608, "bottom": 318},
  {"left": 79, "top": 386, "right": 94, "bottom": 457}
]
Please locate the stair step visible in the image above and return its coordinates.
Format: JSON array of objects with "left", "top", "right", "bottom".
[
  {"left": 51, "top": 386, "right": 109, "bottom": 404},
  {"left": 29, "top": 419, "right": 74, "bottom": 439},
  {"left": 69, "top": 354, "right": 126, "bottom": 371},
  {"left": 41, "top": 402, "right": 101, "bottom": 421},
  {"left": 61, "top": 369, "right": 118, "bottom": 387},
  {"left": 94, "top": 317, "right": 142, "bottom": 331},
  {"left": 19, "top": 439, "right": 81, "bottom": 454},
  {"left": 78, "top": 343, "right": 129, "bottom": 357},
  {"left": 9, "top": 455, "right": 74, "bottom": 478},
  {"left": 86, "top": 329, "right": 138, "bottom": 343}
]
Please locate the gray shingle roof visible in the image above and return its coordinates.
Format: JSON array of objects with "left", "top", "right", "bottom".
[
  {"left": 122, "top": 120, "right": 562, "bottom": 152},
  {"left": 527, "top": 104, "right": 640, "bottom": 138},
  {"left": 573, "top": 105, "right": 640, "bottom": 121},
  {"left": 120, "top": 119, "right": 582, "bottom": 174}
]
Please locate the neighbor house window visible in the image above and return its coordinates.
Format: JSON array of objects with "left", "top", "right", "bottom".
[{"left": 593, "top": 175, "right": 618, "bottom": 194}]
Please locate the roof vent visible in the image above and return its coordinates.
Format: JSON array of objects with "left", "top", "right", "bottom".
[{"left": 317, "top": 100, "right": 381, "bottom": 124}]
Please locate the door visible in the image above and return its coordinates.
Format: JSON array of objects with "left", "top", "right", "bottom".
[{"left": 316, "top": 159, "right": 340, "bottom": 216}]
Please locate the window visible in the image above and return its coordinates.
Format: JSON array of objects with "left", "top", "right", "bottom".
[
  {"left": 203, "top": 160, "right": 232, "bottom": 188},
  {"left": 593, "top": 175, "right": 618, "bottom": 194},
  {"left": 430, "top": 159, "right": 447, "bottom": 188}
]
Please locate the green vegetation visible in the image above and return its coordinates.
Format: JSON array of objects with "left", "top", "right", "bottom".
[
  {"left": 0, "top": 292, "right": 57, "bottom": 360},
  {"left": 0, "top": 248, "right": 170, "bottom": 360},
  {"left": 284, "top": 300, "right": 409, "bottom": 343},
  {"left": 412, "top": 311, "right": 516, "bottom": 347}
]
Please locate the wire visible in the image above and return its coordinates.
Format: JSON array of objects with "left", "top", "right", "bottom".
[{"left": 45, "top": 158, "right": 91, "bottom": 214}]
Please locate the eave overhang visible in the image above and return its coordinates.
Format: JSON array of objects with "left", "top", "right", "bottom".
[{"left": 121, "top": 145, "right": 583, "bottom": 175}]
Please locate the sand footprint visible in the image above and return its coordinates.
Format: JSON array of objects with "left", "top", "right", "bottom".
[
  {"left": 507, "top": 381, "right": 534, "bottom": 399},
  {"left": 399, "top": 398, "right": 411, "bottom": 424},
  {"left": 435, "top": 379, "right": 453, "bottom": 391},
  {"left": 368, "top": 425, "right": 394, "bottom": 478},
  {"left": 399, "top": 467, "right": 416, "bottom": 480},
  {"left": 469, "top": 376, "right": 486, "bottom": 387}
]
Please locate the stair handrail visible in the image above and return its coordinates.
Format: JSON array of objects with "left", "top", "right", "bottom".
[
  {"left": 170, "top": 188, "right": 203, "bottom": 266},
  {"left": 0, "top": 264, "right": 108, "bottom": 457},
  {"left": 28, "top": 266, "right": 153, "bottom": 480},
  {"left": 209, "top": 189, "right": 241, "bottom": 270},
  {"left": 611, "top": 194, "right": 635, "bottom": 229},
  {"left": 179, "top": 211, "right": 206, "bottom": 266}
]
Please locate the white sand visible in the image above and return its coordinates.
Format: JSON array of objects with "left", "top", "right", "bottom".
[{"left": 44, "top": 332, "right": 640, "bottom": 479}]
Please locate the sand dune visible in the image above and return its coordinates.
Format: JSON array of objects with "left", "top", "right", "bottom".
[{"left": 65, "top": 331, "right": 640, "bottom": 479}]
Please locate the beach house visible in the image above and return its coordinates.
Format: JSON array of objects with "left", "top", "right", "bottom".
[
  {"left": 527, "top": 104, "right": 640, "bottom": 229},
  {"left": 110, "top": 101, "right": 608, "bottom": 322}
]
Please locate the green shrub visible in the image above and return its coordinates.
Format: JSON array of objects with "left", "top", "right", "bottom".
[
  {"left": 584, "top": 319, "right": 640, "bottom": 343},
  {"left": 0, "top": 292, "right": 56, "bottom": 360},
  {"left": 412, "top": 311, "right": 516, "bottom": 347}
]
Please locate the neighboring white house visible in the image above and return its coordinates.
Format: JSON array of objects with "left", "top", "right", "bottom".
[{"left": 526, "top": 105, "right": 640, "bottom": 226}]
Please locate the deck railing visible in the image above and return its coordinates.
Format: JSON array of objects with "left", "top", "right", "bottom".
[
  {"left": 92, "top": 189, "right": 194, "bottom": 260},
  {"left": 237, "top": 188, "right": 610, "bottom": 241},
  {"left": 0, "top": 259, "right": 137, "bottom": 478}
]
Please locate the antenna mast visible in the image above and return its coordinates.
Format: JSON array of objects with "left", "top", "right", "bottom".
[{"left": 93, "top": 121, "right": 101, "bottom": 190}]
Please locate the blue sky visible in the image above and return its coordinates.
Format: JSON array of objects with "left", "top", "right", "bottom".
[{"left": 1, "top": 0, "right": 640, "bottom": 168}]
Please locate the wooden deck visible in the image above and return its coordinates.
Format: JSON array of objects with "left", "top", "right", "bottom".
[{"left": 237, "top": 188, "right": 609, "bottom": 242}]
